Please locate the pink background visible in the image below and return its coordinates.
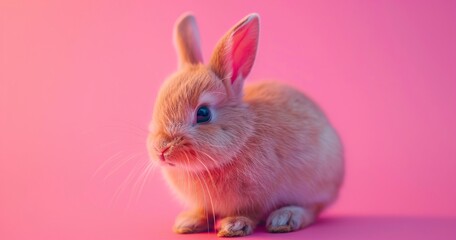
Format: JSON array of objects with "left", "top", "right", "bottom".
[{"left": 1, "top": 0, "right": 456, "bottom": 239}]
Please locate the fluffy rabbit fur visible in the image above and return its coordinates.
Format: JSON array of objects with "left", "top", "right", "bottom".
[{"left": 147, "top": 13, "right": 344, "bottom": 237}]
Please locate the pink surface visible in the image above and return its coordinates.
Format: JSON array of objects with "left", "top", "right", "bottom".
[{"left": 1, "top": 0, "right": 456, "bottom": 239}]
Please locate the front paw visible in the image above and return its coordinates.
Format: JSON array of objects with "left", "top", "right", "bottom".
[
  {"left": 217, "top": 216, "right": 255, "bottom": 237},
  {"left": 173, "top": 211, "right": 211, "bottom": 234},
  {"left": 266, "top": 206, "right": 315, "bottom": 233}
]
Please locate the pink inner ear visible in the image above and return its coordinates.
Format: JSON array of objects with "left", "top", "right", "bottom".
[{"left": 230, "top": 20, "right": 258, "bottom": 83}]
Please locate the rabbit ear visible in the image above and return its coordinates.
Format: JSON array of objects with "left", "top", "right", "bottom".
[
  {"left": 210, "top": 14, "right": 259, "bottom": 97},
  {"left": 174, "top": 13, "right": 203, "bottom": 67}
]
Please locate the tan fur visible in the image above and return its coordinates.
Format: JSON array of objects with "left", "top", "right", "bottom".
[{"left": 147, "top": 13, "right": 344, "bottom": 237}]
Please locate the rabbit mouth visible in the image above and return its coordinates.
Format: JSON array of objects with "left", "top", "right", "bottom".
[
  {"left": 155, "top": 145, "right": 198, "bottom": 168},
  {"left": 156, "top": 150, "right": 177, "bottom": 167},
  {"left": 159, "top": 149, "right": 220, "bottom": 172},
  {"left": 151, "top": 137, "right": 219, "bottom": 171},
  {"left": 159, "top": 160, "right": 175, "bottom": 167}
]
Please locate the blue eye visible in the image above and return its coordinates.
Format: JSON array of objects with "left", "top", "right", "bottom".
[{"left": 196, "top": 106, "right": 211, "bottom": 123}]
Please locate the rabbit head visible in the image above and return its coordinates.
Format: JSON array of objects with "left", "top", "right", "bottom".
[{"left": 148, "top": 14, "right": 260, "bottom": 172}]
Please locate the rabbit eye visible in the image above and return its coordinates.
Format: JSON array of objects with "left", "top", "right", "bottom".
[{"left": 196, "top": 106, "right": 211, "bottom": 124}]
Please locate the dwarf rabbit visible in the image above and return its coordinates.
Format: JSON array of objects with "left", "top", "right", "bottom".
[{"left": 147, "top": 13, "right": 344, "bottom": 237}]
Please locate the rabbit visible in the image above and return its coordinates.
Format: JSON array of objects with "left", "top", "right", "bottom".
[{"left": 147, "top": 13, "right": 344, "bottom": 237}]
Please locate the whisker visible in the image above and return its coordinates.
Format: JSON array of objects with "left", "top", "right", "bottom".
[
  {"left": 98, "top": 140, "right": 146, "bottom": 150},
  {"left": 184, "top": 152, "right": 211, "bottom": 233},
  {"left": 128, "top": 160, "right": 156, "bottom": 207},
  {"left": 82, "top": 124, "right": 148, "bottom": 137},
  {"left": 139, "top": 163, "right": 159, "bottom": 202},
  {"left": 195, "top": 157, "right": 217, "bottom": 233},
  {"left": 109, "top": 157, "right": 149, "bottom": 208},
  {"left": 182, "top": 152, "right": 191, "bottom": 199},
  {"left": 92, "top": 150, "right": 125, "bottom": 180},
  {"left": 195, "top": 150, "right": 218, "bottom": 165},
  {"left": 104, "top": 152, "right": 147, "bottom": 181},
  {"left": 116, "top": 120, "right": 149, "bottom": 133}
]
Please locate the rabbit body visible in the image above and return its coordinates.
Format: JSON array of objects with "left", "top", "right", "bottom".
[
  {"left": 148, "top": 13, "right": 344, "bottom": 237},
  {"left": 163, "top": 80, "right": 343, "bottom": 215}
]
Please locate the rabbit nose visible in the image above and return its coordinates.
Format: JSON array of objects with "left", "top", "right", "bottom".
[{"left": 159, "top": 146, "right": 170, "bottom": 161}]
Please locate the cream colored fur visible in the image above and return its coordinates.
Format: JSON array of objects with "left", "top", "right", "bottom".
[{"left": 147, "top": 13, "right": 344, "bottom": 237}]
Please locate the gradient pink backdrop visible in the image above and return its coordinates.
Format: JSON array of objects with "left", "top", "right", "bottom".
[{"left": 1, "top": 0, "right": 456, "bottom": 239}]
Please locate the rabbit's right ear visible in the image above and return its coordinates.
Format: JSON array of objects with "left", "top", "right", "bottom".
[
  {"left": 209, "top": 14, "right": 259, "bottom": 98},
  {"left": 174, "top": 13, "right": 203, "bottom": 68}
]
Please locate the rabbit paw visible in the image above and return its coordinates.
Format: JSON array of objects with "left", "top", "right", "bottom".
[
  {"left": 266, "top": 206, "right": 315, "bottom": 233},
  {"left": 217, "top": 216, "right": 255, "bottom": 237},
  {"left": 173, "top": 211, "right": 211, "bottom": 234}
]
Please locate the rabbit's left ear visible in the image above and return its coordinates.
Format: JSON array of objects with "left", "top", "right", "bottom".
[
  {"left": 174, "top": 13, "right": 204, "bottom": 68},
  {"left": 210, "top": 14, "right": 259, "bottom": 97}
]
